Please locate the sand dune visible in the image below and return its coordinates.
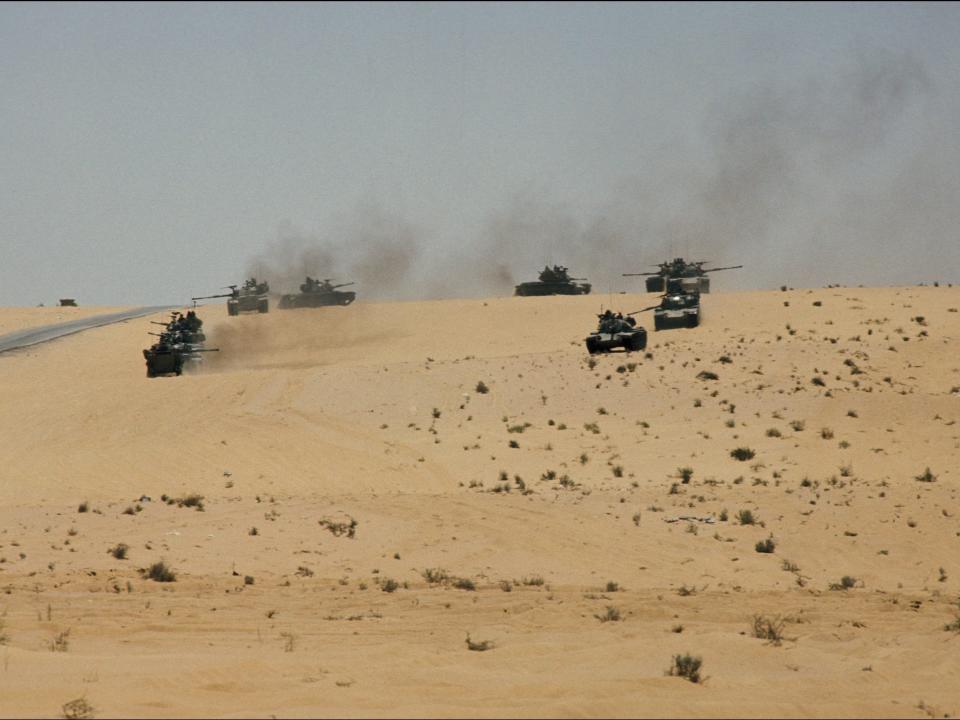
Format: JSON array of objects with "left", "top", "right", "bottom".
[{"left": 0, "top": 287, "right": 958, "bottom": 718}]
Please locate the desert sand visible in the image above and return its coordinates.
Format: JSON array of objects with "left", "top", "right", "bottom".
[{"left": 0, "top": 286, "right": 958, "bottom": 718}]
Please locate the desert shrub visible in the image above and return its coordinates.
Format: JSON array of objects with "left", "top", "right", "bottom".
[
  {"left": 109, "top": 543, "right": 129, "bottom": 560},
  {"left": 77, "top": 502, "right": 88, "bottom": 513},
  {"left": 811, "top": 376, "right": 826, "bottom": 387},
  {"left": 452, "top": 577, "right": 476, "bottom": 591},
  {"left": 143, "top": 561, "right": 176, "bottom": 583},
  {"left": 61, "top": 697, "right": 95, "bottom": 720},
  {"left": 766, "top": 428, "right": 782, "bottom": 438},
  {"left": 751, "top": 615, "right": 785, "bottom": 645},
  {"left": 422, "top": 568, "right": 449, "bottom": 585},
  {"left": 915, "top": 467, "right": 937, "bottom": 483},
  {"left": 605, "top": 581, "right": 619, "bottom": 592},
  {"left": 678, "top": 467, "right": 694, "bottom": 483},
  {"left": 737, "top": 509, "right": 756, "bottom": 525},
  {"left": 668, "top": 653, "right": 703, "bottom": 683},
  {"left": 475, "top": 381, "right": 489, "bottom": 394},
  {"left": 696, "top": 370, "right": 719, "bottom": 381},
  {"left": 829, "top": 575, "right": 858, "bottom": 591},
  {"left": 466, "top": 634, "right": 495, "bottom": 651},
  {"left": 755, "top": 537, "right": 776, "bottom": 553},
  {"left": 820, "top": 427, "right": 834, "bottom": 439},
  {"left": 595, "top": 606, "right": 621, "bottom": 622},
  {"left": 730, "top": 447, "right": 755, "bottom": 461},
  {"left": 789, "top": 420, "right": 806, "bottom": 432},
  {"left": 522, "top": 575, "right": 545, "bottom": 586},
  {"left": 381, "top": 578, "right": 399, "bottom": 593},
  {"left": 319, "top": 516, "right": 357, "bottom": 538}
]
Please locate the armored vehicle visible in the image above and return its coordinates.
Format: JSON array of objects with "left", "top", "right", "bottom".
[
  {"left": 277, "top": 277, "right": 356, "bottom": 309},
  {"left": 143, "top": 316, "right": 218, "bottom": 378},
  {"left": 623, "top": 258, "right": 742, "bottom": 294},
  {"left": 192, "top": 278, "right": 269, "bottom": 316},
  {"left": 585, "top": 310, "right": 647, "bottom": 354},
  {"left": 515, "top": 265, "right": 591, "bottom": 296},
  {"left": 59, "top": 298, "right": 77, "bottom": 307},
  {"left": 640, "top": 290, "right": 701, "bottom": 330}
]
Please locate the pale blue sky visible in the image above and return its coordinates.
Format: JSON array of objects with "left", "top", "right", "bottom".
[{"left": 2, "top": 2, "right": 958, "bottom": 305}]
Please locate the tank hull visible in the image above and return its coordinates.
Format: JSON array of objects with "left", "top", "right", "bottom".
[
  {"left": 227, "top": 296, "right": 269, "bottom": 315},
  {"left": 653, "top": 307, "right": 700, "bottom": 331},
  {"left": 143, "top": 349, "right": 184, "bottom": 377},
  {"left": 277, "top": 291, "right": 356, "bottom": 309},
  {"left": 585, "top": 328, "right": 647, "bottom": 354},
  {"left": 514, "top": 281, "right": 591, "bottom": 296}
]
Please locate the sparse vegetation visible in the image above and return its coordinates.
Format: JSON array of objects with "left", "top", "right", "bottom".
[
  {"left": 595, "top": 606, "right": 621, "bottom": 622},
  {"left": 755, "top": 537, "right": 776, "bottom": 553},
  {"left": 829, "top": 575, "right": 858, "bottom": 591},
  {"left": 109, "top": 543, "right": 129, "bottom": 560},
  {"left": 61, "top": 697, "right": 95, "bottom": 720},
  {"left": 677, "top": 467, "right": 694, "bottom": 483},
  {"left": 668, "top": 653, "right": 703, "bottom": 683},
  {"left": 466, "top": 633, "right": 495, "bottom": 651},
  {"left": 422, "top": 568, "right": 450, "bottom": 585},
  {"left": 452, "top": 577, "right": 476, "bottom": 591},
  {"left": 751, "top": 615, "right": 786, "bottom": 645},
  {"left": 737, "top": 509, "right": 756, "bottom": 526},
  {"left": 915, "top": 467, "right": 937, "bottom": 483},
  {"left": 696, "top": 370, "right": 719, "bottom": 381},
  {"left": 789, "top": 420, "right": 805, "bottom": 432},
  {"left": 77, "top": 501, "right": 89, "bottom": 513},
  {"left": 319, "top": 516, "right": 358, "bottom": 538},
  {"left": 381, "top": 578, "right": 400, "bottom": 593},
  {"left": 766, "top": 428, "right": 782, "bottom": 438},
  {"left": 143, "top": 560, "right": 176, "bottom": 583},
  {"left": 475, "top": 381, "right": 489, "bottom": 394},
  {"left": 730, "top": 447, "right": 755, "bottom": 461},
  {"left": 50, "top": 629, "right": 71, "bottom": 652}
]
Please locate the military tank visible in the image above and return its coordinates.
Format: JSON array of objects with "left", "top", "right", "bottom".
[
  {"left": 635, "top": 290, "right": 701, "bottom": 330},
  {"left": 585, "top": 310, "right": 648, "bottom": 354},
  {"left": 623, "top": 258, "right": 742, "bottom": 294},
  {"left": 143, "top": 310, "right": 218, "bottom": 378},
  {"left": 515, "top": 265, "right": 591, "bottom": 296},
  {"left": 277, "top": 277, "right": 356, "bottom": 309},
  {"left": 192, "top": 278, "right": 269, "bottom": 316}
]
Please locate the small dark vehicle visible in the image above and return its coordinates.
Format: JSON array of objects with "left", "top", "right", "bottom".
[
  {"left": 585, "top": 310, "right": 648, "bottom": 354},
  {"left": 192, "top": 278, "right": 269, "bottom": 316},
  {"left": 277, "top": 277, "right": 356, "bottom": 309},
  {"left": 515, "top": 265, "right": 591, "bottom": 296},
  {"left": 59, "top": 298, "right": 77, "bottom": 307},
  {"left": 623, "top": 258, "right": 742, "bottom": 294}
]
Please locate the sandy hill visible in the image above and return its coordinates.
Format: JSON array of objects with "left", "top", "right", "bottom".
[{"left": 0, "top": 286, "right": 958, "bottom": 718}]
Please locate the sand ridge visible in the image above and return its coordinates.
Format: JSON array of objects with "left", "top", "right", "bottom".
[{"left": 0, "top": 286, "right": 958, "bottom": 718}]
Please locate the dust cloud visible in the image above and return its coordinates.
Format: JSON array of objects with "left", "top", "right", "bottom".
[{"left": 248, "top": 48, "right": 954, "bottom": 301}]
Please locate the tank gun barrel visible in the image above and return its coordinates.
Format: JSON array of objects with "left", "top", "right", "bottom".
[
  {"left": 622, "top": 271, "right": 660, "bottom": 277},
  {"left": 191, "top": 292, "right": 234, "bottom": 301},
  {"left": 332, "top": 281, "right": 355, "bottom": 289},
  {"left": 702, "top": 264, "right": 743, "bottom": 273}
]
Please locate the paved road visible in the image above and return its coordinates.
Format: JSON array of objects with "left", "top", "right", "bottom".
[{"left": 0, "top": 306, "right": 174, "bottom": 354}]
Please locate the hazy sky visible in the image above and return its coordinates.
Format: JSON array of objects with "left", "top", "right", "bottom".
[{"left": 2, "top": 2, "right": 959, "bottom": 306}]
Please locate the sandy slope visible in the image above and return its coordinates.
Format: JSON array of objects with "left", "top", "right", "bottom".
[{"left": 0, "top": 287, "right": 958, "bottom": 718}]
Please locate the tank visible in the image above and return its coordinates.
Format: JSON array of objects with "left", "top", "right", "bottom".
[
  {"left": 515, "top": 265, "right": 591, "bottom": 296},
  {"left": 623, "top": 259, "right": 742, "bottom": 294},
  {"left": 191, "top": 278, "right": 269, "bottom": 316},
  {"left": 650, "top": 290, "right": 701, "bottom": 330},
  {"left": 277, "top": 277, "right": 357, "bottom": 309},
  {"left": 59, "top": 298, "right": 77, "bottom": 307},
  {"left": 585, "top": 311, "right": 648, "bottom": 354},
  {"left": 143, "top": 314, "right": 218, "bottom": 378}
]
